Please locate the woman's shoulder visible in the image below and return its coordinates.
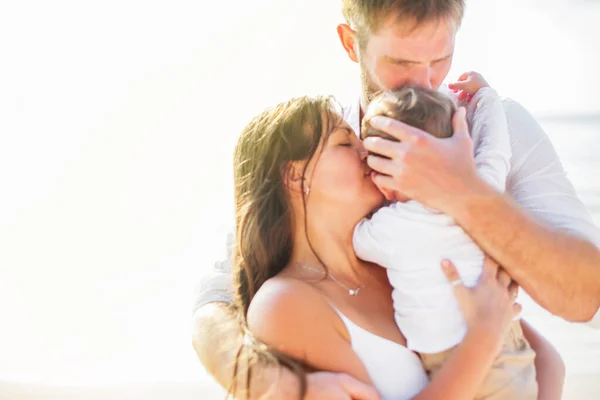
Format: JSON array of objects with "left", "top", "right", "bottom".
[
  {"left": 247, "top": 277, "right": 376, "bottom": 384},
  {"left": 247, "top": 276, "right": 331, "bottom": 329},
  {"left": 247, "top": 276, "right": 340, "bottom": 355},
  {"left": 251, "top": 274, "right": 322, "bottom": 305}
]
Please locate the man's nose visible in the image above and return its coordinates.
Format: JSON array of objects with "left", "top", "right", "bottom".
[{"left": 409, "top": 66, "right": 433, "bottom": 89}]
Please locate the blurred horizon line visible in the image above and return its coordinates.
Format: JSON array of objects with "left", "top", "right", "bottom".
[{"left": 535, "top": 112, "right": 600, "bottom": 122}]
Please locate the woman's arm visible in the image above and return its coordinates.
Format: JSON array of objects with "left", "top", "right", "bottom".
[
  {"left": 521, "top": 319, "right": 565, "bottom": 400},
  {"left": 413, "top": 258, "right": 521, "bottom": 400},
  {"left": 414, "top": 327, "right": 502, "bottom": 399}
]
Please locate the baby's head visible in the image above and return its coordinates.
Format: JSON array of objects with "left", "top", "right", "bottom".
[
  {"left": 361, "top": 87, "right": 456, "bottom": 201},
  {"left": 362, "top": 86, "right": 456, "bottom": 141}
]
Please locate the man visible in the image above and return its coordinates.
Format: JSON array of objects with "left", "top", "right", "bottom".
[{"left": 193, "top": 1, "right": 600, "bottom": 398}]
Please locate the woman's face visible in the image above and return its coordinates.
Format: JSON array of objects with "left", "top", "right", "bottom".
[{"left": 304, "top": 114, "right": 385, "bottom": 221}]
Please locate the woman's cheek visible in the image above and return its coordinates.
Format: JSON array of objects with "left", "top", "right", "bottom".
[
  {"left": 344, "top": 163, "right": 369, "bottom": 190},
  {"left": 316, "top": 149, "right": 365, "bottom": 189}
]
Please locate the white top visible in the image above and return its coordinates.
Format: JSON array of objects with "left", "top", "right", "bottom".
[
  {"left": 332, "top": 307, "right": 429, "bottom": 400},
  {"left": 195, "top": 92, "right": 600, "bottom": 329},
  {"left": 353, "top": 87, "right": 512, "bottom": 353}
]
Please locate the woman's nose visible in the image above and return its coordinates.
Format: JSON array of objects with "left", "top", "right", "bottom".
[{"left": 359, "top": 149, "right": 369, "bottom": 161}]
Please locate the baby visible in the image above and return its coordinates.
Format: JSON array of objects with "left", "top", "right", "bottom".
[{"left": 353, "top": 74, "right": 538, "bottom": 400}]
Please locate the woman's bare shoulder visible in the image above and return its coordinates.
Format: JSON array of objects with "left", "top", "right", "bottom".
[
  {"left": 246, "top": 275, "right": 373, "bottom": 383},
  {"left": 246, "top": 276, "right": 339, "bottom": 355},
  {"left": 248, "top": 276, "right": 330, "bottom": 328}
]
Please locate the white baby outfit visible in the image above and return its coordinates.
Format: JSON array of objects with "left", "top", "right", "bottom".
[{"left": 353, "top": 87, "right": 512, "bottom": 353}]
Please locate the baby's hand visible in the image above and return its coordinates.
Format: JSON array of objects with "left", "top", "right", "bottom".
[{"left": 448, "top": 71, "right": 490, "bottom": 102}]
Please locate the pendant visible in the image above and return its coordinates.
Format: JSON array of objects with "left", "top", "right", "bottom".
[{"left": 349, "top": 289, "right": 358, "bottom": 296}]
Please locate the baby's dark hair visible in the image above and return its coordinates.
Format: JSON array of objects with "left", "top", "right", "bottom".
[{"left": 361, "top": 87, "right": 456, "bottom": 141}]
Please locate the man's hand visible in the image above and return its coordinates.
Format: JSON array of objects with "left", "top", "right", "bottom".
[
  {"left": 303, "top": 372, "right": 381, "bottom": 400},
  {"left": 363, "top": 107, "right": 495, "bottom": 216},
  {"left": 254, "top": 369, "right": 380, "bottom": 400},
  {"left": 448, "top": 71, "right": 490, "bottom": 101},
  {"left": 193, "top": 304, "right": 380, "bottom": 400}
]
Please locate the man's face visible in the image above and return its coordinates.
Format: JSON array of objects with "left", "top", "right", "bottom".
[{"left": 358, "top": 16, "right": 457, "bottom": 104}]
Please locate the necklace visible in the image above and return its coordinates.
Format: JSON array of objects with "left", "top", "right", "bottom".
[{"left": 300, "top": 265, "right": 366, "bottom": 296}]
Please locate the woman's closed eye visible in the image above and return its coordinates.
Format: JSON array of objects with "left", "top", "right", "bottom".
[{"left": 330, "top": 127, "right": 355, "bottom": 147}]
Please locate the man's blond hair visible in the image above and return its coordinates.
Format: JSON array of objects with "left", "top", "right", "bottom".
[{"left": 342, "top": 0, "right": 465, "bottom": 46}]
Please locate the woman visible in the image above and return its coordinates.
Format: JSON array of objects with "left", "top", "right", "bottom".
[{"left": 230, "top": 96, "right": 564, "bottom": 399}]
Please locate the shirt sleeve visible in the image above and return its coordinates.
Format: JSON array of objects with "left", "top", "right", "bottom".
[
  {"left": 192, "top": 231, "right": 235, "bottom": 313},
  {"left": 503, "top": 98, "right": 600, "bottom": 249},
  {"left": 502, "top": 99, "right": 600, "bottom": 328},
  {"left": 466, "top": 87, "right": 512, "bottom": 192}
]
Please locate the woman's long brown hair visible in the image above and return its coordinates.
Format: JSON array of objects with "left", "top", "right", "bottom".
[{"left": 229, "top": 95, "right": 340, "bottom": 399}]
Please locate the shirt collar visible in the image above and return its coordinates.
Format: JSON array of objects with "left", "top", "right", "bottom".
[{"left": 342, "top": 96, "right": 362, "bottom": 138}]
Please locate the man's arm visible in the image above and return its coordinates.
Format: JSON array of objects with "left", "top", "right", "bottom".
[
  {"left": 192, "top": 302, "right": 242, "bottom": 390},
  {"left": 451, "top": 98, "right": 600, "bottom": 322},
  {"left": 451, "top": 181, "right": 600, "bottom": 322},
  {"left": 192, "top": 298, "right": 380, "bottom": 399},
  {"left": 191, "top": 231, "right": 304, "bottom": 398},
  {"left": 192, "top": 301, "right": 303, "bottom": 399},
  {"left": 364, "top": 103, "right": 600, "bottom": 322},
  {"left": 191, "top": 246, "right": 379, "bottom": 399}
]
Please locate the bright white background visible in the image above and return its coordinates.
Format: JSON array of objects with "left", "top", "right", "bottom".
[{"left": 1, "top": 0, "right": 599, "bottom": 390}]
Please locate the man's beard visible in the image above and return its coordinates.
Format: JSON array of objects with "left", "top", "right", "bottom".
[{"left": 360, "top": 60, "right": 382, "bottom": 108}]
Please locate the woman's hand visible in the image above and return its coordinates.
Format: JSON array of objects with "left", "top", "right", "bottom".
[
  {"left": 441, "top": 257, "right": 520, "bottom": 348},
  {"left": 413, "top": 258, "right": 522, "bottom": 400}
]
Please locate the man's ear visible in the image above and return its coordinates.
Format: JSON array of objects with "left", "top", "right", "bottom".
[{"left": 337, "top": 24, "right": 359, "bottom": 63}]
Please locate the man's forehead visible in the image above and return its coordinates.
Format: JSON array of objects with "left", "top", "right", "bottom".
[
  {"left": 378, "top": 12, "right": 459, "bottom": 36},
  {"left": 368, "top": 17, "right": 456, "bottom": 60}
]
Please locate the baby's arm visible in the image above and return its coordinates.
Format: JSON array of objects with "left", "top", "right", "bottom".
[
  {"left": 353, "top": 207, "right": 398, "bottom": 268},
  {"left": 449, "top": 72, "right": 512, "bottom": 192}
]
